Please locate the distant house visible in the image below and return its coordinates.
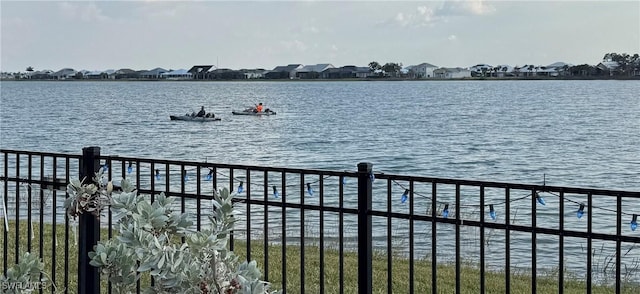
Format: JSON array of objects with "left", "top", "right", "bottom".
[
  {"left": 0, "top": 72, "right": 14, "bottom": 79},
  {"left": 547, "top": 62, "right": 573, "bottom": 69},
  {"left": 101, "top": 69, "right": 117, "bottom": 79},
  {"left": 320, "top": 66, "right": 371, "bottom": 79},
  {"left": 534, "top": 66, "right": 560, "bottom": 77},
  {"left": 241, "top": 69, "right": 266, "bottom": 79},
  {"left": 264, "top": 64, "right": 303, "bottom": 79},
  {"left": 30, "top": 70, "right": 54, "bottom": 79},
  {"left": 511, "top": 64, "right": 560, "bottom": 77},
  {"left": 140, "top": 68, "right": 168, "bottom": 79},
  {"left": 161, "top": 69, "right": 192, "bottom": 80},
  {"left": 491, "top": 65, "right": 515, "bottom": 77},
  {"left": 351, "top": 66, "right": 372, "bottom": 78},
  {"left": 115, "top": 69, "right": 139, "bottom": 79},
  {"left": 512, "top": 65, "right": 537, "bottom": 77},
  {"left": 433, "top": 68, "right": 471, "bottom": 79},
  {"left": 596, "top": 61, "right": 620, "bottom": 76},
  {"left": 406, "top": 63, "right": 438, "bottom": 78},
  {"left": 188, "top": 65, "right": 214, "bottom": 80},
  {"left": 85, "top": 70, "right": 109, "bottom": 80},
  {"left": 296, "top": 64, "right": 334, "bottom": 79},
  {"left": 52, "top": 68, "right": 77, "bottom": 80},
  {"left": 546, "top": 62, "right": 573, "bottom": 77},
  {"left": 468, "top": 64, "right": 493, "bottom": 77},
  {"left": 206, "top": 68, "right": 245, "bottom": 80}
]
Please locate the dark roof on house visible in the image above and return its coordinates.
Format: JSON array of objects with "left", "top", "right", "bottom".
[
  {"left": 115, "top": 68, "right": 136, "bottom": 74},
  {"left": 188, "top": 65, "right": 214, "bottom": 73},
  {"left": 141, "top": 68, "right": 168, "bottom": 75},
  {"left": 53, "top": 68, "right": 76, "bottom": 76},
  {"left": 297, "top": 64, "right": 333, "bottom": 72},
  {"left": 271, "top": 64, "right": 302, "bottom": 72}
]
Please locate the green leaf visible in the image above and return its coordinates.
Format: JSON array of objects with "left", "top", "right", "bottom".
[
  {"left": 137, "top": 261, "right": 153, "bottom": 272},
  {"left": 158, "top": 254, "right": 165, "bottom": 269}
]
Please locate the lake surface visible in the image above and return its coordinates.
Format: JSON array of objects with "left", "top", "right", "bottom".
[
  {"left": 1, "top": 80, "right": 638, "bottom": 190},
  {"left": 1, "top": 80, "right": 639, "bottom": 282}
]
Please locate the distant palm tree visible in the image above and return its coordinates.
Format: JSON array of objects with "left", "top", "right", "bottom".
[
  {"left": 493, "top": 66, "right": 500, "bottom": 77},
  {"left": 368, "top": 61, "right": 381, "bottom": 72}
]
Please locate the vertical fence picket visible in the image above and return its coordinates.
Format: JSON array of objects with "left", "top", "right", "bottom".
[
  {"left": 78, "top": 146, "right": 100, "bottom": 294},
  {"left": 357, "top": 162, "right": 372, "bottom": 294}
]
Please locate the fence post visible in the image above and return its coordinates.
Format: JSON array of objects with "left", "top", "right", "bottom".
[
  {"left": 357, "top": 162, "right": 373, "bottom": 294},
  {"left": 78, "top": 146, "right": 100, "bottom": 294}
]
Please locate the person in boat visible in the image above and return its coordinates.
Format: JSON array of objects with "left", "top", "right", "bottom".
[
  {"left": 253, "top": 103, "right": 263, "bottom": 113},
  {"left": 196, "top": 106, "right": 206, "bottom": 117}
]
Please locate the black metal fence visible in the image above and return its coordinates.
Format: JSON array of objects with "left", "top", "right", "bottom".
[{"left": 1, "top": 147, "right": 639, "bottom": 293}]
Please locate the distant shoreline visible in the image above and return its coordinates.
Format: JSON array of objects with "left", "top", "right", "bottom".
[{"left": 2, "top": 76, "right": 639, "bottom": 82}]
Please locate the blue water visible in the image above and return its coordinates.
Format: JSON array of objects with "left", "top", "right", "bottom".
[
  {"left": 1, "top": 80, "right": 639, "bottom": 282},
  {"left": 1, "top": 80, "right": 638, "bottom": 190}
]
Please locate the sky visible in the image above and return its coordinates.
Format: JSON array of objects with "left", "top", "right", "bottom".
[{"left": 1, "top": 0, "right": 639, "bottom": 72}]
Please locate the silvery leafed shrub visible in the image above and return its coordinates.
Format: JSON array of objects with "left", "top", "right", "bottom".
[{"left": 65, "top": 171, "right": 278, "bottom": 294}]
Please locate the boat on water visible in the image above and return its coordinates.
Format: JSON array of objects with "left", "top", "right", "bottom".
[
  {"left": 170, "top": 113, "right": 221, "bottom": 122},
  {"left": 231, "top": 109, "right": 277, "bottom": 116}
]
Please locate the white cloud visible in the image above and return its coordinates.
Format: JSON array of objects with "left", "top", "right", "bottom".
[
  {"left": 417, "top": 5, "right": 436, "bottom": 22},
  {"left": 395, "top": 12, "right": 407, "bottom": 26},
  {"left": 331, "top": 44, "right": 338, "bottom": 51},
  {"left": 390, "top": 4, "right": 441, "bottom": 27},
  {"left": 304, "top": 26, "right": 320, "bottom": 34},
  {"left": 464, "top": 0, "right": 495, "bottom": 15},
  {"left": 442, "top": 0, "right": 496, "bottom": 16},
  {"left": 58, "top": 2, "right": 110, "bottom": 22},
  {"left": 387, "top": 1, "right": 495, "bottom": 28},
  {"left": 280, "top": 40, "right": 308, "bottom": 52},
  {"left": 448, "top": 35, "right": 457, "bottom": 41}
]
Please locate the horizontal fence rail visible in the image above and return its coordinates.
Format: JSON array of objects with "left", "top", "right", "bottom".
[{"left": 1, "top": 147, "right": 639, "bottom": 294}]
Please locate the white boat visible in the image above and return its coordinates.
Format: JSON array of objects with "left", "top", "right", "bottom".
[
  {"left": 231, "top": 109, "right": 277, "bottom": 116},
  {"left": 170, "top": 114, "right": 221, "bottom": 122}
]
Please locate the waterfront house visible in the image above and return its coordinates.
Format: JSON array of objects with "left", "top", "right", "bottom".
[
  {"left": 101, "top": 69, "right": 115, "bottom": 79},
  {"left": 84, "top": 70, "right": 109, "bottom": 80},
  {"left": 406, "top": 63, "right": 438, "bottom": 78},
  {"left": 264, "top": 64, "right": 303, "bottom": 79},
  {"left": 115, "top": 68, "right": 139, "bottom": 79},
  {"left": 513, "top": 65, "right": 537, "bottom": 77},
  {"left": 534, "top": 66, "right": 560, "bottom": 77},
  {"left": 160, "top": 69, "right": 192, "bottom": 80},
  {"left": 52, "top": 68, "right": 77, "bottom": 80},
  {"left": 433, "top": 67, "right": 472, "bottom": 79},
  {"left": 241, "top": 69, "right": 266, "bottom": 79},
  {"left": 188, "top": 65, "right": 214, "bottom": 80},
  {"left": 491, "top": 65, "right": 515, "bottom": 77},
  {"left": 30, "top": 70, "right": 54, "bottom": 79},
  {"left": 596, "top": 61, "right": 620, "bottom": 76},
  {"left": 469, "top": 64, "right": 493, "bottom": 77},
  {"left": 546, "top": 62, "right": 573, "bottom": 77},
  {"left": 343, "top": 66, "right": 372, "bottom": 78},
  {"left": 140, "top": 68, "right": 168, "bottom": 79},
  {"left": 207, "top": 68, "right": 245, "bottom": 80},
  {"left": 296, "top": 64, "right": 334, "bottom": 79},
  {"left": 320, "top": 65, "right": 371, "bottom": 79}
]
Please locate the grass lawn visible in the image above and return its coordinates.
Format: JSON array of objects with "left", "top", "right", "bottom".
[{"left": 1, "top": 221, "right": 638, "bottom": 293}]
